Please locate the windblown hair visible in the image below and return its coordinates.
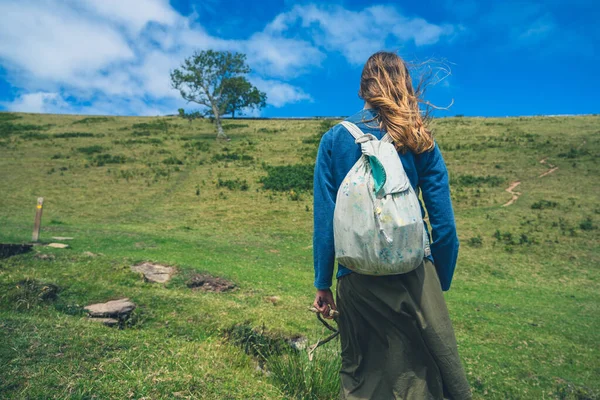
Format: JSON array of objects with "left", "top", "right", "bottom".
[{"left": 359, "top": 51, "right": 434, "bottom": 154}]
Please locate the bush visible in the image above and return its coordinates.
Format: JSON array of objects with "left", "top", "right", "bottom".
[
  {"left": 558, "top": 148, "right": 590, "bottom": 159},
  {"left": 467, "top": 235, "right": 483, "bottom": 247},
  {"left": 162, "top": 156, "right": 183, "bottom": 165},
  {"left": 184, "top": 141, "right": 211, "bottom": 152},
  {"left": 260, "top": 164, "right": 314, "bottom": 192},
  {"left": 212, "top": 152, "right": 253, "bottom": 162},
  {"left": 22, "top": 132, "right": 50, "bottom": 140},
  {"left": 531, "top": 200, "right": 558, "bottom": 210},
  {"left": 452, "top": 174, "right": 504, "bottom": 187},
  {"left": 580, "top": 217, "right": 596, "bottom": 231},
  {"left": 0, "top": 122, "right": 50, "bottom": 139},
  {"left": 77, "top": 145, "right": 104, "bottom": 154},
  {"left": 54, "top": 132, "right": 95, "bottom": 138},
  {"left": 72, "top": 116, "right": 111, "bottom": 124},
  {"left": 217, "top": 178, "right": 249, "bottom": 191}
]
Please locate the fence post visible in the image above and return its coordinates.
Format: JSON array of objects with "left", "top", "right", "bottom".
[{"left": 32, "top": 197, "right": 44, "bottom": 242}]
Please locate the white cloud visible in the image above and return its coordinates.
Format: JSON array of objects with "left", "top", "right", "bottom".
[
  {"left": 251, "top": 77, "right": 312, "bottom": 107},
  {"left": 78, "top": 0, "right": 179, "bottom": 34},
  {"left": 0, "top": 1, "right": 134, "bottom": 81},
  {"left": 0, "top": 2, "right": 457, "bottom": 115},
  {"left": 266, "top": 4, "right": 457, "bottom": 64},
  {"left": 4, "top": 92, "right": 70, "bottom": 114}
]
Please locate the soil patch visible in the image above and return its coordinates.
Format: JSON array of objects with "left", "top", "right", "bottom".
[
  {"left": 539, "top": 158, "right": 559, "bottom": 178},
  {"left": 187, "top": 273, "right": 235, "bottom": 292},
  {"left": 0, "top": 243, "right": 33, "bottom": 259},
  {"left": 502, "top": 181, "right": 521, "bottom": 207}
]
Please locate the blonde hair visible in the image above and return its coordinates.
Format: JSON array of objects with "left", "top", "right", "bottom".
[{"left": 358, "top": 52, "right": 434, "bottom": 154}]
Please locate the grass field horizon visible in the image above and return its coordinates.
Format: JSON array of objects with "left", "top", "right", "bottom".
[{"left": 0, "top": 111, "right": 598, "bottom": 399}]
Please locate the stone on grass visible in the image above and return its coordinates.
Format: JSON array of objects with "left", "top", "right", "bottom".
[
  {"left": 84, "top": 298, "right": 135, "bottom": 318},
  {"left": 131, "top": 262, "right": 174, "bottom": 283},
  {"left": 83, "top": 251, "right": 97, "bottom": 257},
  {"left": 47, "top": 243, "right": 69, "bottom": 249}
]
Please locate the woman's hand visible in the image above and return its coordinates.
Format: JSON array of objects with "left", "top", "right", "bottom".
[{"left": 313, "top": 289, "right": 337, "bottom": 319}]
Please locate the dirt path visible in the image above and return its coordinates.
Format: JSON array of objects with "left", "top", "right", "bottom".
[
  {"left": 502, "top": 181, "right": 522, "bottom": 207},
  {"left": 539, "top": 158, "right": 559, "bottom": 178}
]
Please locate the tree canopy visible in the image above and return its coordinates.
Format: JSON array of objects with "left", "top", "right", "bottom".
[{"left": 170, "top": 50, "right": 266, "bottom": 139}]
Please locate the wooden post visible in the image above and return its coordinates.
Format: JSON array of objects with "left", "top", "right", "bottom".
[{"left": 32, "top": 197, "right": 44, "bottom": 242}]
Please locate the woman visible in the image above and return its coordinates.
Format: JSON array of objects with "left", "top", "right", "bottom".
[{"left": 312, "top": 52, "right": 472, "bottom": 399}]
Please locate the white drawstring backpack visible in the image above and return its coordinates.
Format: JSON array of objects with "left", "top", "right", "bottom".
[{"left": 333, "top": 121, "right": 431, "bottom": 276}]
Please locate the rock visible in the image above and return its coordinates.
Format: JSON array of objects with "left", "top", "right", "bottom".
[
  {"left": 84, "top": 298, "right": 135, "bottom": 318},
  {"left": 47, "top": 243, "right": 69, "bottom": 249},
  {"left": 35, "top": 253, "right": 55, "bottom": 260},
  {"left": 131, "top": 262, "right": 174, "bottom": 283},
  {"left": 52, "top": 237, "right": 74, "bottom": 240},
  {"left": 88, "top": 317, "right": 119, "bottom": 327},
  {"left": 83, "top": 251, "right": 97, "bottom": 257}
]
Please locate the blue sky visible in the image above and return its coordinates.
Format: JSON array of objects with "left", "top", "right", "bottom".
[{"left": 0, "top": 0, "right": 598, "bottom": 117}]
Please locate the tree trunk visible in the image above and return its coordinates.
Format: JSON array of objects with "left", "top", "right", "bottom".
[
  {"left": 212, "top": 105, "right": 229, "bottom": 141},
  {"left": 232, "top": 109, "right": 236, "bottom": 119}
]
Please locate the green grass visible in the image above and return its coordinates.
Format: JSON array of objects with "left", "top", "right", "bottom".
[{"left": 0, "top": 112, "right": 598, "bottom": 399}]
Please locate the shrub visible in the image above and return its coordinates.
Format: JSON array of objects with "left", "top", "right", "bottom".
[
  {"left": 260, "top": 164, "right": 314, "bottom": 192},
  {"left": 132, "top": 120, "right": 169, "bottom": 133},
  {"left": 22, "top": 132, "right": 50, "bottom": 140},
  {"left": 580, "top": 217, "right": 596, "bottom": 231},
  {"left": 558, "top": 148, "right": 590, "bottom": 159},
  {"left": 162, "top": 156, "right": 183, "bottom": 165},
  {"left": 224, "top": 123, "right": 249, "bottom": 130},
  {"left": 184, "top": 141, "right": 211, "bottom": 152},
  {"left": 0, "top": 122, "right": 50, "bottom": 139},
  {"left": 467, "top": 235, "right": 483, "bottom": 247},
  {"left": 54, "top": 132, "right": 95, "bottom": 138},
  {"left": 531, "top": 200, "right": 558, "bottom": 210},
  {"left": 0, "top": 113, "right": 22, "bottom": 122},
  {"left": 77, "top": 145, "right": 104, "bottom": 154},
  {"left": 257, "top": 127, "right": 280, "bottom": 134},
  {"left": 452, "top": 174, "right": 504, "bottom": 187},
  {"left": 72, "top": 116, "right": 111, "bottom": 124},
  {"left": 217, "top": 178, "right": 249, "bottom": 191},
  {"left": 212, "top": 152, "right": 253, "bottom": 162}
]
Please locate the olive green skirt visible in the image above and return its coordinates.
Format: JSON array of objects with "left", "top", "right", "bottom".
[{"left": 336, "top": 259, "right": 472, "bottom": 400}]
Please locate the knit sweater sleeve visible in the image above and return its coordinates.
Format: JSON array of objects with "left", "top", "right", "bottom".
[
  {"left": 417, "top": 143, "right": 460, "bottom": 291},
  {"left": 313, "top": 130, "right": 337, "bottom": 290}
]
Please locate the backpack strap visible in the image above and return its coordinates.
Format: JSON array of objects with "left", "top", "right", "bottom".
[
  {"left": 339, "top": 121, "right": 364, "bottom": 140},
  {"left": 340, "top": 121, "right": 394, "bottom": 144}
]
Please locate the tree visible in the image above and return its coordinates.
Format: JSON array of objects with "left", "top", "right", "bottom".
[
  {"left": 220, "top": 77, "right": 266, "bottom": 118},
  {"left": 170, "top": 50, "right": 266, "bottom": 140}
]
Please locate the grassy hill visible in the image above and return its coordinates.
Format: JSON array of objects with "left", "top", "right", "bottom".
[{"left": 0, "top": 112, "right": 598, "bottom": 399}]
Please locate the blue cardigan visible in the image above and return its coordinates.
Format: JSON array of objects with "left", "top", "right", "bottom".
[{"left": 313, "top": 108, "right": 459, "bottom": 291}]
